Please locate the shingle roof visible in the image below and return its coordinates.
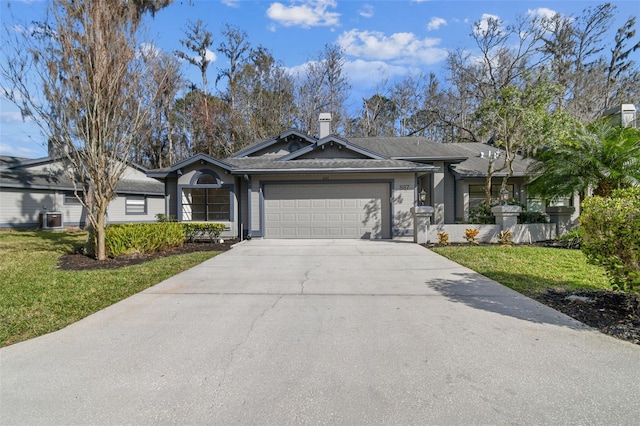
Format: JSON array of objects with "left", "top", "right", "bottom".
[
  {"left": 349, "top": 137, "right": 534, "bottom": 177},
  {"left": 349, "top": 137, "right": 464, "bottom": 159},
  {"left": 115, "top": 179, "right": 164, "bottom": 194},
  {"left": 0, "top": 156, "right": 30, "bottom": 168},
  {"left": 226, "top": 157, "right": 436, "bottom": 174},
  {"left": 0, "top": 160, "right": 164, "bottom": 194},
  {"left": 0, "top": 168, "right": 73, "bottom": 190}
]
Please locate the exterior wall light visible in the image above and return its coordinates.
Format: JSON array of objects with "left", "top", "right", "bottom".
[
  {"left": 500, "top": 189, "right": 510, "bottom": 205},
  {"left": 419, "top": 189, "right": 427, "bottom": 205}
]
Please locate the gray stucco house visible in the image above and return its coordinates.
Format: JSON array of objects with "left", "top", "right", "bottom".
[
  {"left": 0, "top": 155, "right": 164, "bottom": 229},
  {"left": 148, "top": 115, "right": 539, "bottom": 240}
]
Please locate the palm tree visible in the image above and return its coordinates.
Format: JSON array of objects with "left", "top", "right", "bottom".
[{"left": 527, "top": 122, "right": 640, "bottom": 202}]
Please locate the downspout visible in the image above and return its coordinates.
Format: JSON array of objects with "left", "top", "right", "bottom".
[
  {"left": 452, "top": 165, "right": 458, "bottom": 223},
  {"left": 164, "top": 179, "right": 170, "bottom": 218},
  {"left": 237, "top": 177, "right": 242, "bottom": 240},
  {"left": 244, "top": 174, "right": 252, "bottom": 239}
]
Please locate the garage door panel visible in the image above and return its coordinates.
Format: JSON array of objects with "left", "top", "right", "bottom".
[
  {"left": 312, "top": 228, "right": 327, "bottom": 237},
  {"left": 343, "top": 213, "right": 357, "bottom": 222},
  {"left": 264, "top": 183, "right": 390, "bottom": 239},
  {"left": 343, "top": 199, "right": 357, "bottom": 208},
  {"left": 328, "top": 213, "right": 342, "bottom": 222},
  {"left": 294, "top": 213, "right": 309, "bottom": 221}
]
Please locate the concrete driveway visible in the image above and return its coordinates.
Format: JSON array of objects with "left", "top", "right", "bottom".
[{"left": 2, "top": 239, "right": 639, "bottom": 425}]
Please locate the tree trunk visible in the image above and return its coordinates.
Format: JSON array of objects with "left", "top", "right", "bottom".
[{"left": 95, "top": 207, "right": 107, "bottom": 260}]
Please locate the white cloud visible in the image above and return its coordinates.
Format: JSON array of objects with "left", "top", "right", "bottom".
[
  {"left": 473, "top": 13, "right": 502, "bottom": 36},
  {"left": 285, "top": 59, "right": 413, "bottom": 94},
  {"left": 343, "top": 59, "right": 413, "bottom": 87},
  {"left": 174, "top": 48, "right": 217, "bottom": 64},
  {"left": 221, "top": 0, "right": 240, "bottom": 7},
  {"left": 527, "top": 7, "right": 569, "bottom": 33},
  {"left": 358, "top": 4, "right": 374, "bottom": 19},
  {"left": 0, "top": 104, "right": 44, "bottom": 158},
  {"left": 337, "top": 29, "right": 446, "bottom": 65},
  {"left": 139, "top": 42, "right": 162, "bottom": 58},
  {"left": 205, "top": 49, "right": 217, "bottom": 62},
  {"left": 0, "top": 140, "right": 42, "bottom": 158},
  {"left": 0, "top": 111, "right": 30, "bottom": 124},
  {"left": 527, "top": 7, "right": 558, "bottom": 20},
  {"left": 426, "top": 17, "right": 446, "bottom": 31},
  {"left": 266, "top": 0, "right": 340, "bottom": 28}
]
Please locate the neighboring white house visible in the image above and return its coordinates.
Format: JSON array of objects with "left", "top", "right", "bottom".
[
  {"left": 147, "top": 115, "right": 551, "bottom": 240},
  {"left": 0, "top": 155, "right": 164, "bottom": 229}
]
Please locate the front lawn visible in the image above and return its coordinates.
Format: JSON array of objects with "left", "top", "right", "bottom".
[
  {"left": 0, "top": 231, "right": 222, "bottom": 347},
  {"left": 430, "top": 245, "right": 610, "bottom": 297}
]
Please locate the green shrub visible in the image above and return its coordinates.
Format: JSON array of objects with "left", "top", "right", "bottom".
[
  {"left": 557, "top": 227, "right": 582, "bottom": 249},
  {"left": 580, "top": 187, "right": 640, "bottom": 291},
  {"left": 182, "top": 222, "right": 227, "bottom": 243},
  {"left": 518, "top": 211, "right": 548, "bottom": 224},
  {"left": 105, "top": 222, "right": 185, "bottom": 257},
  {"left": 465, "top": 201, "right": 548, "bottom": 225},
  {"left": 468, "top": 203, "right": 495, "bottom": 224},
  {"left": 156, "top": 213, "right": 177, "bottom": 222}
]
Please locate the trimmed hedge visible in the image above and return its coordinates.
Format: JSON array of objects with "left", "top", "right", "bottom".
[
  {"left": 105, "top": 222, "right": 185, "bottom": 258},
  {"left": 183, "top": 222, "right": 226, "bottom": 243},
  {"left": 104, "top": 222, "right": 228, "bottom": 258},
  {"left": 580, "top": 187, "right": 640, "bottom": 291}
]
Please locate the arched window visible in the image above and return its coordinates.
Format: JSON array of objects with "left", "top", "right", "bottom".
[
  {"left": 181, "top": 169, "right": 232, "bottom": 222},
  {"left": 196, "top": 173, "right": 217, "bottom": 184}
]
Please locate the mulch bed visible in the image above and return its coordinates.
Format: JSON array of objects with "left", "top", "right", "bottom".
[
  {"left": 58, "top": 240, "right": 640, "bottom": 345},
  {"left": 57, "top": 240, "right": 237, "bottom": 271},
  {"left": 532, "top": 289, "right": 640, "bottom": 345}
]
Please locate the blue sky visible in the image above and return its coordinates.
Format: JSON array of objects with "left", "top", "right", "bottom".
[{"left": 1, "top": 0, "right": 638, "bottom": 158}]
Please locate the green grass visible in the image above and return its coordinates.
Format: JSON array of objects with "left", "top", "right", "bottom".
[
  {"left": 0, "top": 231, "right": 222, "bottom": 347},
  {"left": 430, "top": 245, "right": 611, "bottom": 296}
]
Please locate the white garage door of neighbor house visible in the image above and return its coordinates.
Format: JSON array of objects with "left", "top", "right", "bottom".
[{"left": 263, "top": 182, "right": 391, "bottom": 239}]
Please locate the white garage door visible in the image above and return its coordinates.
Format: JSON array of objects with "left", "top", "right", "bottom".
[{"left": 264, "top": 183, "right": 390, "bottom": 239}]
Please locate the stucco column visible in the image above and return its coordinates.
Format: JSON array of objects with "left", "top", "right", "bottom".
[
  {"left": 411, "top": 206, "right": 434, "bottom": 244},
  {"left": 432, "top": 161, "right": 445, "bottom": 224},
  {"left": 546, "top": 206, "right": 576, "bottom": 236},
  {"left": 491, "top": 205, "right": 522, "bottom": 230}
]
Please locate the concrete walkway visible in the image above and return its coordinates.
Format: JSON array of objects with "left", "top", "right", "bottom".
[{"left": 1, "top": 239, "right": 639, "bottom": 424}]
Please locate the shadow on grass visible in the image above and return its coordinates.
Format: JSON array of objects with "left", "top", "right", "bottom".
[
  {"left": 3, "top": 230, "right": 85, "bottom": 254},
  {"left": 425, "top": 271, "right": 590, "bottom": 331}
]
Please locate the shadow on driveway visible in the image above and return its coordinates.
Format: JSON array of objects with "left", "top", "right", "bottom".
[{"left": 425, "top": 271, "right": 589, "bottom": 330}]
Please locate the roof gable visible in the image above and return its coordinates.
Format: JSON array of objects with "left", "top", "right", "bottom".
[
  {"left": 230, "top": 130, "right": 315, "bottom": 158},
  {"left": 279, "top": 136, "right": 386, "bottom": 161},
  {"left": 147, "top": 153, "right": 235, "bottom": 178}
]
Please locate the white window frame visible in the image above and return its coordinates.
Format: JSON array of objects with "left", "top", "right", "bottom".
[{"left": 125, "top": 195, "right": 147, "bottom": 215}]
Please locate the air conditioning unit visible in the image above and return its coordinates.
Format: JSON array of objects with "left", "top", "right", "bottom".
[{"left": 42, "top": 211, "right": 64, "bottom": 230}]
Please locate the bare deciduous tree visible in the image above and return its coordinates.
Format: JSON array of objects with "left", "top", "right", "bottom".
[
  {"left": 135, "top": 50, "right": 183, "bottom": 168},
  {"left": 296, "top": 44, "right": 351, "bottom": 136},
  {"left": 217, "top": 23, "right": 251, "bottom": 152},
  {"left": 175, "top": 19, "right": 214, "bottom": 97},
  {"left": 1, "top": 0, "right": 173, "bottom": 260},
  {"left": 235, "top": 46, "right": 296, "bottom": 142}
]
